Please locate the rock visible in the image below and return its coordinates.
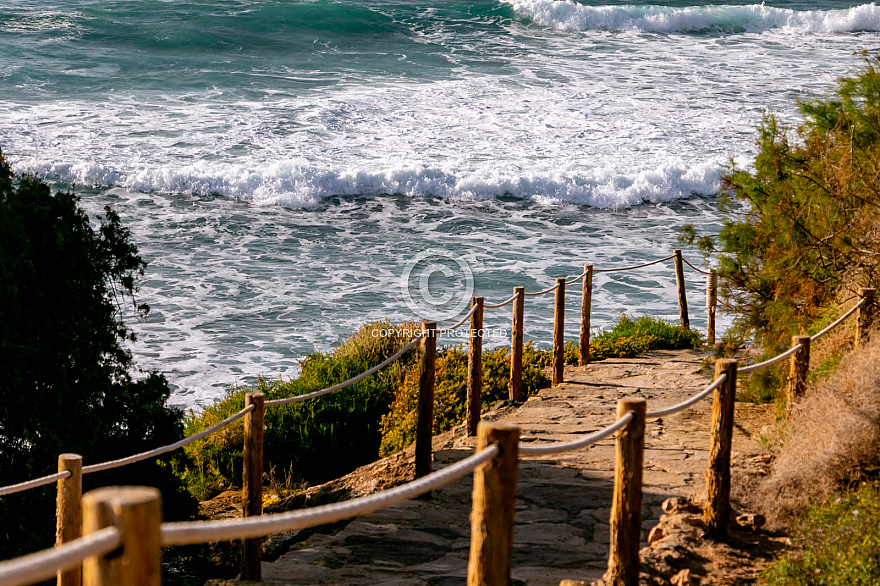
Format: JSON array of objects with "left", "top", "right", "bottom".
[
  {"left": 736, "top": 513, "right": 766, "bottom": 530},
  {"left": 671, "top": 569, "right": 692, "bottom": 586},
  {"left": 660, "top": 497, "right": 700, "bottom": 515},
  {"left": 648, "top": 525, "right": 665, "bottom": 543}
]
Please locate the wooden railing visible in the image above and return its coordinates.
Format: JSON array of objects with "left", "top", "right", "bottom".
[{"left": 2, "top": 254, "right": 868, "bottom": 586}]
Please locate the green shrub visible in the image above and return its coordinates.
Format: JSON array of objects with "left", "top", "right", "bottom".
[
  {"left": 587, "top": 315, "right": 704, "bottom": 360},
  {"left": 764, "top": 481, "right": 880, "bottom": 586},
  {"left": 0, "top": 148, "right": 193, "bottom": 558},
  {"left": 682, "top": 55, "right": 880, "bottom": 351},
  {"left": 176, "top": 321, "right": 419, "bottom": 500}
]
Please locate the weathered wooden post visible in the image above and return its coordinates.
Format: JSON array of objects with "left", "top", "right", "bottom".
[
  {"left": 467, "top": 297, "right": 485, "bottom": 437},
  {"left": 673, "top": 249, "right": 689, "bottom": 329},
  {"left": 466, "top": 422, "right": 520, "bottom": 586},
  {"left": 788, "top": 336, "right": 811, "bottom": 404},
  {"left": 416, "top": 320, "right": 437, "bottom": 478},
  {"left": 704, "top": 359, "right": 737, "bottom": 539},
  {"left": 857, "top": 288, "right": 876, "bottom": 346},
  {"left": 604, "top": 398, "right": 646, "bottom": 586},
  {"left": 579, "top": 265, "right": 593, "bottom": 366},
  {"left": 242, "top": 391, "right": 265, "bottom": 581},
  {"left": 82, "top": 487, "right": 162, "bottom": 586},
  {"left": 509, "top": 287, "right": 525, "bottom": 402},
  {"left": 553, "top": 278, "right": 566, "bottom": 387},
  {"left": 706, "top": 269, "right": 718, "bottom": 345},
  {"left": 57, "top": 454, "right": 83, "bottom": 586}
]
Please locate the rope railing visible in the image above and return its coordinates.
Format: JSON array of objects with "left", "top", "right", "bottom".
[
  {"left": 0, "top": 527, "right": 121, "bottom": 586},
  {"left": 82, "top": 405, "right": 255, "bottom": 474},
  {"left": 264, "top": 335, "right": 422, "bottom": 408},
  {"left": 160, "top": 444, "right": 499, "bottom": 545},
  {"left": 483, "top": 292, "right": 518, "bottom": 309},
  {"left": 738, "top": 344, "right": 802, "bottom": 375},
  {"left": 593, "top": 254, "right": 675, "bottom": 274},
  {"left": 565, "top": 267, "right": 590, "bottom": 286},
  {"left": 0, "top": 471, "right": 71, "bottom": 498},
  {"left": 811, "top": 298, "right": 865, "bottom": 341},
  {"left": 437, "top": 303, "right": 480, "bottom": 334},
  {"left": 523, "top": 282, "right": 560, "bottom": 297},
  {"left": 519, "top": 412, "right": 632, "bottom": 455},
  {"left": 646, "top": 374, "right": 726, "bottom": 418},
  {"left": 681, "top": 256, "right": 712, "bottom": 276}
]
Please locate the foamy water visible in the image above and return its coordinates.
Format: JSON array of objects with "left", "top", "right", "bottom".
[{"left": 0, "top": 0, "right": 875, "bottom": 406}]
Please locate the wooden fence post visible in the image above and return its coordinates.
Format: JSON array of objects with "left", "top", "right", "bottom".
[
  {"left": 82, "top": 486, "right": 162, "bottom": 586},
  {"left": 242, "top": 391, "right": 265, "bottom": 581},
  {"left": 704, "top": 359, "right": 737, "bottom": 539},
  {"left": 416, "top": 320, "right": 437, "bottom": 478},
  {"left": 467, "top": 297, "right": 485, "bottom": 437},
  {"left": 553, "top": 278, "right": 566, "bottom": 387},
  {"left": 466, "top": 422, "right": 520, "bottom": 586},
  {"left": 788, "top": 336, "right": 811, "bottom": 404},
  {"left": 857, "top": 288, "right": 876, "bottom": 346},
  {"left": 673, "top": 249, "right": 689, "bottom": 329},
  {"left": 706, "top": 270, "right": 717, "bottom": 345},
  {"left": 57, "top": 454, "right": 83, "bottom": 586},
  {"left": 604, "top": 398, "right": 646, "bottom": 586},
  {"left": 579, "top": 265, "right": 593, "bottom": 366},
  {"left": 509, "top": 287, "right": 525, "bottom": 402}
]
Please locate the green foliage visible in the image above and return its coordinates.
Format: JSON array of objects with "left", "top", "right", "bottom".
[
  {"left": 177, "top": 321, "right": 419, "bottom": 500},
  {"left": 764, "top": 482, "right": 880, "bottom": 586},
  {"left": 589, "top": 315, "right": 704, "bottom": 360},
  {"left": 0, "top": 148, "right": 191, "bottom": 559},
  {"left": 686, "top": 56, "right": 880, "bottom": 351},
  {"left": 378, "top": 344, "right": 550, "bottom": 456}
]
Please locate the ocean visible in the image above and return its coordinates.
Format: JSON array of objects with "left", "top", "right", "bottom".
[{"left": 1, "top": 0, "right": 877, "bottom": 407}]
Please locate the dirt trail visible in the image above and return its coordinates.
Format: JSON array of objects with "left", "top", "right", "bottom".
[{"left": 207, "top": 349, "right": 781, "bottom": 586}]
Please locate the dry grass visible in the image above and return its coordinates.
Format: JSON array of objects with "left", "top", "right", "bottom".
[{"left": 753, "top": 333, "right": 880, "bottom": 526}]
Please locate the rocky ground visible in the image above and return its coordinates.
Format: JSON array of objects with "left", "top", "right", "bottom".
[{"left": 204, "top": 349, "right": 788, "bottom": 585}]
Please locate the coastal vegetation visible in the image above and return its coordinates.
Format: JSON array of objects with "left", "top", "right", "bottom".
[
  {"left": 0, "top": 149, "right": 192, "bottom": 558},
  {"left": 680, "top": 57, "right": 880, "bottom": 583}
]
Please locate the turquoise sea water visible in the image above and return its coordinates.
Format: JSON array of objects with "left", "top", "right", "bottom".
[{"left": 1, "top": 0, "right": 878, "bottom": 406}]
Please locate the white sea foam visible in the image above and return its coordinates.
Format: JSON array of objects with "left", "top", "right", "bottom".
[
  {"left": 507, "top": 2, "right": 880, "bottom": 33},
  {"left": 14, "top": 156, "right": 723, "bottom": 209}
]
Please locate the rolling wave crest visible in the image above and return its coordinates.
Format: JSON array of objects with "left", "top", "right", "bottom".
[{"left": 506, "top": 1, "right": 880, "bottom": 33}]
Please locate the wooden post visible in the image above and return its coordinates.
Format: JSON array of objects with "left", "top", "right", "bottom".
[
  {"left": 857, "top": 288, "right": 876, "bottom": 347},
  {"left": 579, "top": 265, "right": 593, "bottom": 366},
  {"left": 604, "top": 399, "right": 646, "bottom": 586},
  {"left": 242, "top": 391, "right": 265, "bottom": 581},
  {"left": 57, "top": 454, "right": 83, "bottom": 586},
  {"left": 673, "top": 249, "right": 690, "bottom": 329},
  {"left": 706, "top": 270, "right": 717, "bottom": 345},
  {"left": 82, "top": 487, "right": 162, "bottom": 586},
  {"left": 787, "top": 336, "right": 811, "bottom": 403},
  {"left": 416, "top": 320, "right": 437, "bottom": 478},
  {"left": 466, "top": 423, "right": 520, "bottom": 586},
  {"left": 509, "top": 287, "right": 525, "bottom": 402},
  {"left": 467, "top": 297, "right": 485, "bottom": 437},
  {"left": 553, "top": 278, "right": 566, "bottom": 387},
  {"left": 704, "top": 359, "right": 738, "bottom": 540}
]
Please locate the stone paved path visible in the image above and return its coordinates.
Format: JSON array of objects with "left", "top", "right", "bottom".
[{"left": 211, "top": 349, "right": 771, "bottom": 586}]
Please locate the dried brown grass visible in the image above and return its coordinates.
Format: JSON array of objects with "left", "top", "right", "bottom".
[{"left": 753, "top": 333, "right": 880, "bottom": 526}]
